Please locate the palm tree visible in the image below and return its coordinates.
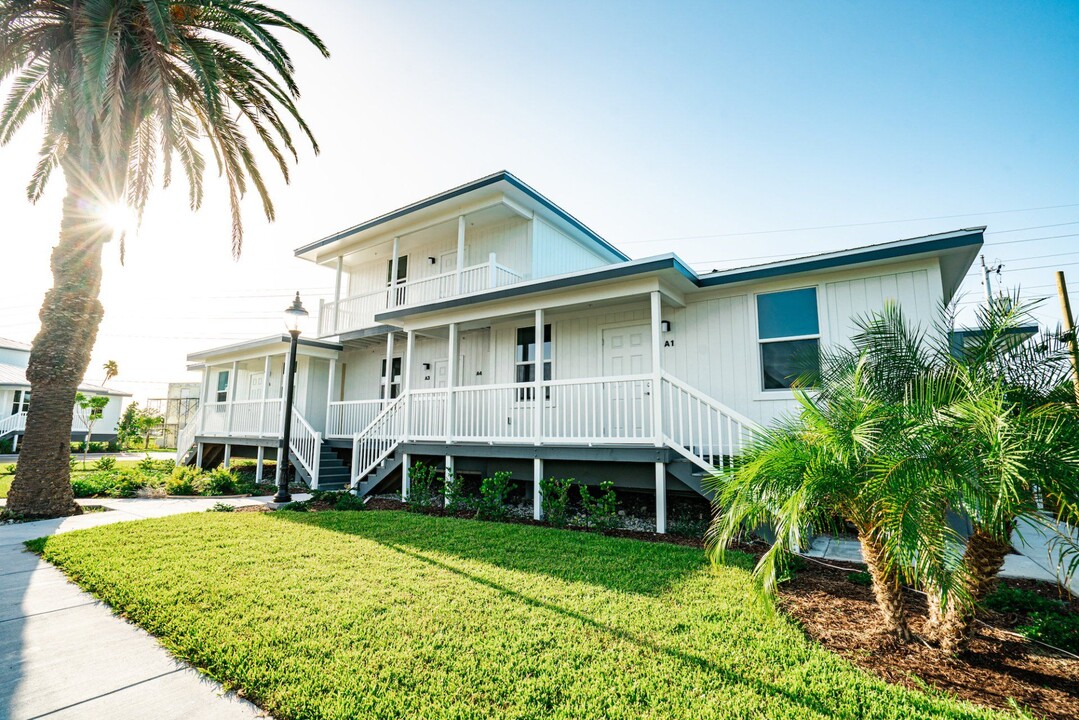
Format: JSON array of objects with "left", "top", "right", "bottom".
[
  {"left": 102, "top": 360, "right": 118, "bottom": 385},
  {"left": 0, "top": 1, "right": 328, "bottom": 518},
  {"left": 706, "top": 359, "right": 924, "bottom": 640}
]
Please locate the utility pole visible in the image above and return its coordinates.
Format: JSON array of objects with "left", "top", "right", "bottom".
[
  {"left": 980, "top": 255, "right": 1002, "bottom": 303},
  {"left": 1056, "top": 271, "right": 1079, "bottom": 403}
]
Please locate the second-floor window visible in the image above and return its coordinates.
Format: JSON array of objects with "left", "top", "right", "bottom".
[
  {"left": 11, "top": 389, "right": 29, "bottom": 415},
  {"left": 757, "top": 287, "right": 820, "bottom": 390},
  {"left": 216, "top": 370, "right": 230, "bottom": 403},
  {"left": 387, "top": 256, "right": 408, "bottom": 305},
  {"left": 515, "top": 324, "right": 552, "bottom": 400}
]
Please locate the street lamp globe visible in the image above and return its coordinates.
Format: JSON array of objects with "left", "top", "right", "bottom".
[{"left": 283, "top": 292, "right": 309, "bottom": 335}]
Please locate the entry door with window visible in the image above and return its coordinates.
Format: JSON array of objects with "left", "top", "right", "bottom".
[
  {"left": 601, "top": 325, "right": 651, "bottom": 437},
  {"left": 387, "top": 256, "right": 409, "bottom": 306},
  {"left": 380, "top": 357, "right": 403, "bottom": 400}
]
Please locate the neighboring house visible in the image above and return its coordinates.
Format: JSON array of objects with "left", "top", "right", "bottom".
[
  {"left": 0, "top": 338, "right": 130, "bottom": 451},
  {"left": 180, "top": 171, "right": 983, "bottom": 532},
  {"left": 147, "top": 382, "right": 201, "bottom": 448}
]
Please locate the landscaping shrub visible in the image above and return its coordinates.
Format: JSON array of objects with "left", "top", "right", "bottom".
[
  {"left": 0, "top": 438, "right": 13, "bottom": 454},
  {"left": 1017, "top": 611, "right": 1079, "bottom": 654},
  {"left": 208, "top": 502, "right": 236, "bottom": 513},
  {"left": 167, "top": 466, "right": 203, "bottom": 496},
  {"left": 308, "top": 489, "right": 365, "bottom": 511},
  {"left": 202, "top": 468, "right": 242, "bottom": 496},
  {"left": 443, "top": 471, "right": 469, "bottom": 513},
  {"left": 578, "top": 480, "right": 618, "bottom": 530},
  {"left": 982, "top": 585, "right": 1067, "bottom": 615},
  {"left": 109, "top": 468, "right": 157, "bottom": 498},
  {"left": 667, "top": 510, "right": 709, "bottom": 539},
  {"left": 540, "top": 476, "right": 574, "bottom": 527},
  {"left": 138, "top": 455, "right": 158, "bottom": 472},
  {"left": 71, "top": 472, "right": 116, "bottom": 498},
  {"left": 476, "top": 471, "right": 513, "bottom": 520},
  {"left": 94, "top": 457, "right": 116, "bottom": 471},
  {"left": 1, "top": 463, "right": 15, "bottom": 475},
  {"left": 847, "top": 571, "right": 873, "bottom": 587},
  {"left": 72, "top": 468, "right": 162, "bottom": 498},
  {"left": 405, "top": 461, "right": 439, "bottom": 511}
]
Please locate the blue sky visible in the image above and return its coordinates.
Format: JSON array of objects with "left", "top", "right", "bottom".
[{"left": 1, "top": 1, "right": 1077, "bottom": 400}]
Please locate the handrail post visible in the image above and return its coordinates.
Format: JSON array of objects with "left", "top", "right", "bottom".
[
  {"left": 225, "top": 360, "right": 238, "bottom": 434},
  {"left": 389, "top": 236, "right": 400, "bottom": 308},
  {"left": 488, "top": 252, "right": 497, "bottom": 289},
  {"left": 446, "top": 323, "right": 458, "bottom": 443},
  {"left": 456, "top": 216, "right": 466, "bottom": 293},
  {"left": 650, "top": 291, "right": 663, "bottom": 447},
  {"left": 403, "top": 330, "right": 415, "bottom": 443},
  {"left": 534, "top": 309, "right": 544, "bottom": 446},
  {"left": 332, "top": 255, "right": 343, "bottom": 334}
]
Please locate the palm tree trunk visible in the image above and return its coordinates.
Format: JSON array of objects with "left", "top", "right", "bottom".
[
  {"left": 924, "top": 583, "right": 944, "bottom": 642},
  {"left": 860, "top": 535, "right": 912, "bottom": 641},
  {"left": 5, "top": 169, "right": 109, "bottom": 519},
  {"left": 938, "top": 526, "right": 1011, "bottom": 653}
]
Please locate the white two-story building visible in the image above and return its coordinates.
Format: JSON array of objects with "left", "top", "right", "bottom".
[{"left": 180, "top": 171, "right": 982, "bottom": 532}]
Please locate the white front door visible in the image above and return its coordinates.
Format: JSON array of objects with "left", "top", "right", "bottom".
[
  {"left": 601, "top": 325, "right": 652, "bottom": 437},
  {"left": 432, "top": 359, "right": 448, "bottom": 388}
]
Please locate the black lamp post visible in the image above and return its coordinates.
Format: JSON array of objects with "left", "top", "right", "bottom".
[{"left": 275, "top": 291, "right": 309, "bottom": 503}]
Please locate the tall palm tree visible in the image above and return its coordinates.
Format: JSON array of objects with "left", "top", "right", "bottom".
[
  {"left": 0, "top": 1, "right": 328, "bottom": 518},
  {"left": 102, "top": 359, "right": 118, "bottom": 385}
]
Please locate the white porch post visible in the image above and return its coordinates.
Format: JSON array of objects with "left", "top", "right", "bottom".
[
  {"left": 445, "top": 324, "right": 458, "bottom": 442},
  {"left": 223, "top": 444, "right": 232, "bottom": 469},
  {"left": 403, "top": 330, "right": 415, "bottom": 442},
  {"left": 11, "top": 433, "right": 17, "bottom": 453},
  {"left": 195, "top": 442, "right": 203, "bottom": 468},
  {"left": 383, "top": 332, "right": 396, "bottom": 402},
  {"left": 200, "top": 367, "right": 213, "bottom": 433},
  {"left": 455, "top": 215, "right": 466, "bottom": 292},
  {"left": 326, "top": 358, "right": 337, "bottom": 435},
  {"left": 488, "top": 252, "right": 497, "bottom": 288},
  {"left": 444, "top": 454, "right": 454, "bottom": 508},
  {"left": 274, "top": 445, "right": 284, "bottom": 486},
  {"left": 533, "top": 309, "right": 544, "bottom": 446},
  {"left": 655, "top": 462, "right": 667, "bottom": 534},
  {"left": 225, "top": 360, "right": 238, "bottom": 434},
  {"left": 650, "top": 291, "right": 663, "bottom": 448},
  {"left": 256, "top": 445, "right": 265, "bottom": 482},
  {"left": 257, "top": 354, "right": 271, "bottom": 436},
  {"left": 401, "top": 451, "right": 411, "bottom": 500},
  {"left": 533, "top": 457, "right": 544, "bottom": 521},
  {"left": 332, "top": 255, "right": 344, "bottom": 334},
  {"left": 389, "top": 237, "right": 400, "bottom": 308}
]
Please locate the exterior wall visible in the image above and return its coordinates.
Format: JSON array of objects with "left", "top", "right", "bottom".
[
  {"left": 1, "top": 385, "right": 124, "bottom": 437},
  {"left": 531, "top": 217, "right": 609, "bottom": 279}
]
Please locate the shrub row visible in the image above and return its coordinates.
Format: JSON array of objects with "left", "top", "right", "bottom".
[{"left": 71, "top": 462, "right": 254, "bottom": 499}]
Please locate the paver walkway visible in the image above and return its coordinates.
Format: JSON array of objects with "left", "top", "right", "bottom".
[{"left": 0, "top": 494, "right": 306, "bottom": 720}]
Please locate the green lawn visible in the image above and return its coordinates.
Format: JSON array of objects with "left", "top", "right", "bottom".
[
  {"left": 30, "top": 512, "right": 1003, "bottom": 720},
  {"left": 0, "top": 474, "right": 10, "bottom": 498}
]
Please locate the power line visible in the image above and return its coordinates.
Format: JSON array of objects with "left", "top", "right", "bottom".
[{"left": 620, "top": 202, "right": 1079, "bottom": 245}]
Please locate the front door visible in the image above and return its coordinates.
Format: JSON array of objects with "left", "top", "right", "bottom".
[
  {"left": 439, "top": 252, "right": 458, "bottom": 299},
  {"left": 601, "top": 325, "right": 652, "bottom": 437},
  {"left": 432, "top": 359, "right": 448, "bottom": 388}
]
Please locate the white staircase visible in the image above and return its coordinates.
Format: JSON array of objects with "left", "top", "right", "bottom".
[
  {"left": 350, "top": 395, "right": 406, "bottom": 494},
  {"left": 659, "top": 372, "right": 760, "bottom": 474},
  {"left": 175, "top": 407, "right": 202, "bottom": 464}
]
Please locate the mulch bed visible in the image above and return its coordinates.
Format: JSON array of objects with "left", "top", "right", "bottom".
[{"left": 779, "top": 557, "right": 1079, "bottom": 720}]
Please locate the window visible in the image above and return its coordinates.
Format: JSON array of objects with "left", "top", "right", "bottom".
[
  {"left": 515, "top": 325, "right": 552, "bottom": 400},
  {"left": 216, "top": 370, "right": 230, "bottom": 403},
  {"left": 387, "top": 256, "right": 409, "bottom": 305},
  {"left": 10, "top": 390, "right": 29, "bottom": 415},
  {"left": 380, "top": 357, "right": 403, "bottom": 399},
  {"left": 757, "top": 288, "right": 820, "bottom": 390}
]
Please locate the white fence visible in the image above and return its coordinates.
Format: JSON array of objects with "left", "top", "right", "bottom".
[
  {"left": 196, "top": 399, "right": 283, "bottom": 438},
  {"left": 660, "top": 373, "right": 756, "bottom": 472},
  {"left": 289, "top": 407, "right": 321, "bottom": 486},
  {"left": 327, "top": 400, "right": 385, "bottom": 438}
]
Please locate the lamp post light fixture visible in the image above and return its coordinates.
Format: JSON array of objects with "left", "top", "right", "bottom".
[{"left": 275, "top": 292, "right": 309, "bottom": 504}]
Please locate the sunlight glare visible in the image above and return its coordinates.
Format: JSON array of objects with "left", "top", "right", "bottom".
[{"left": 102, "top": 203, "right": 137, "bottom": 238}]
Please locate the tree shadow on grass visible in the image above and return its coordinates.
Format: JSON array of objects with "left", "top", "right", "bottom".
[
  {"left": 273, "top": 509, "right": 735, "bottom": 596},
  {"left": 270, "top": 512, "right": 984, "bottom": 720}
]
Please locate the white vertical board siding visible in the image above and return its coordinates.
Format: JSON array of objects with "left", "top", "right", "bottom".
[
  {"left": 825, "top": 268, "right": 933, "bottom": 348},
  {"left": 463, "top": 219, "right": 530, "bottom": 277},
  {"left": 339, "top": 348, "right": 384, "bottom": 401},
  {"left": 302, "top": 358, "right": 330, "bottom": 433},
  {"left": 531, "top": 218, "right": 610, "bottom": 280}
]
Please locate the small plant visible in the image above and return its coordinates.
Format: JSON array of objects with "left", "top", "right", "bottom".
[
  {"left": 94, "top": 457, "right": 116, "bottom": 471},
  {"left": 308, "top": 489, "right": 365, "bottom": 511},
  {"left": 540, "top": 476, "right": 574, "bottom": 527},
  {"left": 776, "top": 555, "right": 807, "bottom": 585},
  {"left": 578, "top": 480, "right": 618, "bottom": 530},
  {"left": 667, "top": 510, "right": 709, "bottom": 539},
  {"left": 405, "top": 461, "right": 439, "bottom": 511},
  {"left": 167, "top": 466, "right": 203, "bottom": 496},
  {"left": 202, "top": 467, "right": 241, "bottom": 496},
  {"left": 209, "top": 502, "right": 236, "bottom": 512},
  {"left": 443, "top": 471, "right": 470, "bottom": 513},
  {"left": 846, "top": 571, "right": 872, "bottom": 587},
  {"left": 279, "top": 500, "right": 309, "bottom": 512},
  {"left": 1, "top": 463, "right": 15, "bottom": 475},
  {"left": 982, "top": 585, "right": 1067, "bottom": 615},
  {"left": 476, "top": 471, "right": 514, "bottom": 520},
  {"left": 1017, "top": 611, "right": 1079, "bottom": 654},
  {"left": 138, "top": 455, "right": 157, "bottom": 473}
]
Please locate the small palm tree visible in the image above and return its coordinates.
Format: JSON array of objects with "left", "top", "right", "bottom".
[
  {"left": 0, "top": 1, "right": 328, "bottom": 518},
  {"left": 102, "top": 360, "right": 119, "bottom": 385}
]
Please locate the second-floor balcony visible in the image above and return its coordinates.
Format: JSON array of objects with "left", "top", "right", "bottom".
[{"left": 318, "top": 253, "right": 524, "bottom": 337}]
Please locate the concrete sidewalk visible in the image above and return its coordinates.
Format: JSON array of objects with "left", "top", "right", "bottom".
[
  {"left": 807, "top": 518, "right": 1079, "bottom": 596},
  {"left": 0, "top": 494, "right": 306, "bottom": 720}
]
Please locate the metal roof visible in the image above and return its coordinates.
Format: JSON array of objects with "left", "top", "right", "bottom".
[
  {"left": 0, "top": 337, "right": 31, "bottom": 352},
  {"left": 0, "top": 362, "right": 130, "bottom": 396}
]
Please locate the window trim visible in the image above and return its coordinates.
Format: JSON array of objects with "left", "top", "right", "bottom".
[
  {"left": 215, "top": 370, "right": 231, "bottom": 404},
  {"left": 514, "top": 323, "right": 553, "bottom": 402},
  {"left": 753, "top": 285, "right": 823, "bottom": 395}
]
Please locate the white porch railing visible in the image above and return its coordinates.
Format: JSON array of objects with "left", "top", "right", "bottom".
[
  {"left": 197, "top": 399, "right": 284, "bottom": 438},
  {"left": 289, "top": 407, "right": 321, "bottom": 487},
  {"left": 346, "top": 373, "right": 761, "bottom": 486},
  {"left": 327, "top": 399, "right": 386, "bottom": 437},
  {"left": 660, "top": 372, "right": 758, "bottom": 472},
  {"left": 318, "top": 254, "right": 525, "bottom": 337},
  {"left": 0, "top": 411, "right": 26, "bottom": 438},
  {"left": 176, "top": 407, "right": 202, "bottom": 463},
  {"left": 351, "top": 395, "right": 406, "bottom": 483}
]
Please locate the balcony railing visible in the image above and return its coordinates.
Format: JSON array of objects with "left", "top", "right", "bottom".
[
  {"left": 198, "top": 399, "right": 284, "bottom": 437},
  {"left": 318, "top": 253, "right": 524, "bottom": 337}
]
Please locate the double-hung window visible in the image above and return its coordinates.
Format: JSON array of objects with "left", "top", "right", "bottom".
[
  {"left": 380, "top": 357, "right": 403, "bottom": 399},
  {"left": 757, "top": 288, "right": 820, "bottom": 390},
  {"left": 215, "top": 371, "right": 230, "bottom": 403},
  {"left": 10, "top": 390, "right": 29, "bottom": 415},
  {"left": 515, "top": 325, "right": 552, "bottom": 400}
]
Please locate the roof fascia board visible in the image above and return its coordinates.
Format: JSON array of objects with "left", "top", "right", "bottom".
[{"left": 186, "top": 335, "right": 342, "bottom": 363}]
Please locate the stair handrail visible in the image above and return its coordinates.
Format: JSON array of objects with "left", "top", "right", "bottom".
[
  {"left": 351, "top": 393, "right": 407, "bottom": 487},
  {"left": 659, "top": 371, "right": 761, "bottom": 473},
  {"left": 0, "top": 411, "right": 26, "bottom": 438},
  {"left": 289, "top": 407, "right": 322, "bottom": 487},
  {"left": 175, "top": 407, "right": 202, "bottom": 463}
]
